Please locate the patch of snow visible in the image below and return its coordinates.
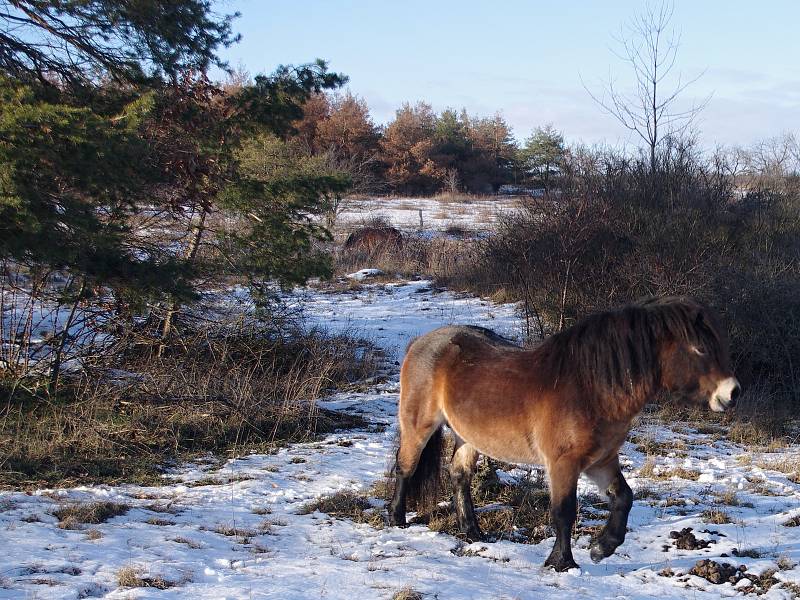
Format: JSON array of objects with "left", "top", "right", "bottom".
[
  {"left": 0, "top": 280, "right": 799, "bottom": 599},
  {"left": 347, "top": 268, "right": 385, "bottom": 281}
]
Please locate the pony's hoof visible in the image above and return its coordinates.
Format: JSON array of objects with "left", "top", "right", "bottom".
[
  {"left": 464, "top": 528, "right": 484, "bottom": 543},
  {"left": 590, "top": 544, "right": 606, "bottom": 563},
  {"left": 589, "top": 539, "right": 617, "bottom": 563},
  {"left": 388, "top": 514, "right": 407, "bottom": 528},
  {"left": 544, "top": 554, "right": 579, "bottom": 572}
]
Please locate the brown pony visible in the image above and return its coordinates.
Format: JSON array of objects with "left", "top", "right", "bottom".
[{"left": 389, "top": 297, "right": 740, "bottom": 571}]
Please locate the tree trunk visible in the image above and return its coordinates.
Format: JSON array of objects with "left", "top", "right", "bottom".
[
  {"left": 49, "top": 277, "right": 86, "bottom": 397},
  {"left": 158, "top": 208, "right": 208, "bottom": 357}
]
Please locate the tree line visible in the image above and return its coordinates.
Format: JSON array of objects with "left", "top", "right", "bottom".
[{"left": 290, "top": 92, "right": 568, "bottom": 195}]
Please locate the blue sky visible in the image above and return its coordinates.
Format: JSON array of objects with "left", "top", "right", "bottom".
[{"left": 213, "top": 1, "right": 799, "bottom": 147}]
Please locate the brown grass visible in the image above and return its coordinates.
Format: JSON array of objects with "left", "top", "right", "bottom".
[
  {"left": 714, "top": 490, "right": 754, "bottom": 508},
  {"left": 392, "top": 587, "right": 424, "bottom": 600},
  {"left": 629, "top": 434, "right": 688, "bottom": 456},
  {"left": 0, "top": 326, "right": 377, "bottom": 488},
  {"left": 335, "top": 231, "right": 480, "bottom": 285},
  {"left": 637, "top": 460, "right": 700, "bottom": 481},
  {"left": 53, "top": 501, "right": 129, "bottom": 530},
  {"left": 299, "top": 490, "right": 385, "bottom": 529},
  {"left": 783, "top": 515, "right": 800, "bottom": 527},
  {"left": 701, "top": 508, "right": 732, "bottom": 524},
  {"left": 413, "top": 463, "right": 553, "bottom": 543},
  {"left": 117, "top": 566, "right": 180, "bottom": 590},
  {"left": 212, "top": 524, "right": 260, "bottom": 538}
]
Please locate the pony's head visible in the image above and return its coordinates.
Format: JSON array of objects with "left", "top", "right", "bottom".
[{"left": 654, "top": 299, "right": 740, "bottom": 412}]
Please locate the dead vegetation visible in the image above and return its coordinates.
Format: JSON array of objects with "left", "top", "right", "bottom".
[
  {"left": 117, "top": 566, "right": 182, "bottom": 590},
  {"left": 637, "top": 459, "right": 700, "bottom": 481},
  {"left": 784, "top": 515, "right": 800, "bottom": 527},
  {"left": 392, "top": 587, "right": 424, "bottom": 600},
  {"left": 0, "top": 324, "right": 378, "bottom": 488},
  {"left": 298, "top": 490, "right": 385, "bottom": 529},
  {"left": 52, "top": 501, "right": 129, "bottom": 530},
  {"left": 714, "top": 490, "right": 754, "bottom": 508},
  {"left": 701, "top": 508, "right": 732, "bottom": 525},
  {"left": 418, "top": 467, "right": 554, "bottom": 543}
]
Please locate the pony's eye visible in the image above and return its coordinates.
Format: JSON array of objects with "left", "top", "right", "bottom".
[{"left": 691, "top": 346, "right": 706, "bottom": 357}]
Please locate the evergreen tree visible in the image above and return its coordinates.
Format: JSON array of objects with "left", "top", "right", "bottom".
[
  {"left": 520, "top": 125, "right": 567, "bottom": 190},
  {"left": 142, "top": 62, "right": 347, "bottom": 346},
  {"left": 0, "top": 0, "right": 237, "bottom": 86},
  {"left": 465, "top": 113, "right": 517, "bottom": 192}
]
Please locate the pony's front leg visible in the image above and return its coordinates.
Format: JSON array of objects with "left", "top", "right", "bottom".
[
  {"left": 586, "top": 458, "right": 633, "bottom": 562},
  {"left": 544, "top": 457, "right": 580, "bottom": 571}
]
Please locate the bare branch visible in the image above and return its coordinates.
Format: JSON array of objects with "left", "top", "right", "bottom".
[{"left": 583, "top": 0, "right": 709, "bottom": 171}]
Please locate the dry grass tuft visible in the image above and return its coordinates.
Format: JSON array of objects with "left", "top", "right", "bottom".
[
  {"left": 53, "top": 501, "right": 129, "bottom": 530},
  {"left": 212, "top": 524, "right": 259, "bottom": 538},
  {"left": 299, "top": 490, "right": 385, "bottom": 529},
  {"left": 392, "top": 586, "right": 424, "bottom": 600},
  {"left": 783, "top": 515, "right": 800, "bottom": 527},
  {"left": 714, "top": 490, "right": 754, "bottom": 508},
  {"left": 630, "top": 435, "right": 687, "bottom": 456},
  {"left": 172, "top": 536, "right": 203, "bottom": 549},
  {"left": 637, "top": 460, "right": 700, "bottom": 481},
  {"left": 415, "top": 463, "right": 552, "bottom": 543},
  {"left": 701, "top": 508, "right": 732, "bottom": 524},
  {"left": 633, "top": 486, "right": 660, "bottom": 500},
  {"left": 117, "top": 566, "right": 179, "bottom": 590}
]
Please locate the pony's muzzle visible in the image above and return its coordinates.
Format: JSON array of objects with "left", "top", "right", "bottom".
[{"left": 710, "top": 377, "right": 741, "bottom": 412}]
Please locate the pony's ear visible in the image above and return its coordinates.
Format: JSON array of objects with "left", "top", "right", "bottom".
[
  {"left": 694, "top": 306, "right": 720, "bottom": 341},
  {"left": 694, "top": 309, "right": 707, "bottom": 327}
]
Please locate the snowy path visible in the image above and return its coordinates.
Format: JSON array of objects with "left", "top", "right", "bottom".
[{"left": 1, "top": 280, "right": 800, "bottom": 599}]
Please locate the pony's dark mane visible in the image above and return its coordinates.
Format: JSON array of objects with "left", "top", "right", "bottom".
[{"left": 534, "top": 297, "right": 725, "bottom": 417}]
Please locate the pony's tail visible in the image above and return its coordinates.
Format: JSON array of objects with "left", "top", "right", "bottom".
[{"left": 405, "top": 426, "right": 446, "bottom": 514}]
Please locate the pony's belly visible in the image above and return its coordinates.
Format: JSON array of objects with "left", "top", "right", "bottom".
[
  {"left": 445, "top": 418, "right": 544, "bottom": 465},
  {"left": 473, "top": 439, "right": 544, "bottom": 465}
]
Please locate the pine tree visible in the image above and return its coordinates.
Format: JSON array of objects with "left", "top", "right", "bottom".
[
  {"left": 0, "top": 0, "right": 237, "bottom": 86},
  {"left": 520, "top": 125, "right": 567, "bottom": 190}
]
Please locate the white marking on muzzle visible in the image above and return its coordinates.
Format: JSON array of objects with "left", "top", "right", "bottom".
[{"left": 709, "top": 377, "right": 740, "bottom": 412}]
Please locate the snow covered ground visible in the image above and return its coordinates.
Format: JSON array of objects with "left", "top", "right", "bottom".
[
  {"left": 1, "top": 279, "right": 800, "bottom": 599},
  {"left": 336, "top": 197, "right": 522, "bottom": 232}
]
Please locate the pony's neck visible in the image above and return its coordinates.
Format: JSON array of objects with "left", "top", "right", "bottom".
[{"left": 598, "top": 376, "right": 654, "bottom": 422}]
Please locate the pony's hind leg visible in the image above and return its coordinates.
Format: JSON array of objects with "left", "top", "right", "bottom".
[
  {"left": 389, "top": 446, "right": 410, "bottom": 527},
  {"left": 450, "top": 437, "right": 482, "bottom": 542},
  {"left": 544, "top": 455, "right": 582, "bottom": 571},
  {"left": 585, "top": 456, "right": 633, "bottom": 563},
  {"left": 389, "top": 415, "right": 443, "bottom": 528}
]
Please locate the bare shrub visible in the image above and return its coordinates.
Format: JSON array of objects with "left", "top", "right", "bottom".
[
  {"left": 0, "top": 324, "right": 378, "bottom": 487},
  {"left": 440, "top": 140, "right": 800, "bottom": 426},
  {"left": 336, "top": 232, "right": 479, "bottom": 284}
]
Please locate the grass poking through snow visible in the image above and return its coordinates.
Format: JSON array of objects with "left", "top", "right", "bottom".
[{"left": 52, "top": 502, "right": 129, "bottom": 530}]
